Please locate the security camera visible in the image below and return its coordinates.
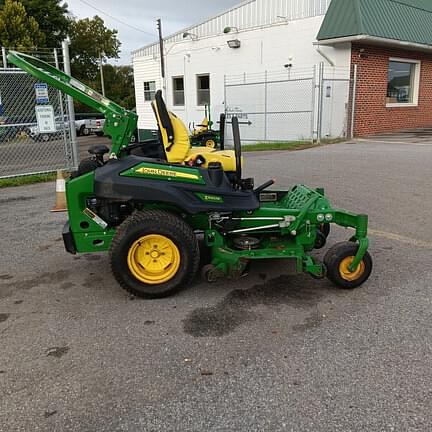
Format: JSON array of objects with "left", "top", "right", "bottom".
[{"left": 284, "top": 63, "right": 293, "bottom": 68}]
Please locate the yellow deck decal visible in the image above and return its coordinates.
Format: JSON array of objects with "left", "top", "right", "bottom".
[{"left": 135, "top": 167, "right": 199, "bottom": 180}]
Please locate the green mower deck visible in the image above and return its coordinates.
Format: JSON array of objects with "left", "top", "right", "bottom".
[{"left": 8, "top": 50, "right": 372, "bottom": 299}]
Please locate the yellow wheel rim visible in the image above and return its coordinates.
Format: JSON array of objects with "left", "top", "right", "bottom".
[
  {"left": 339, "top": 256, "right": 365, "bottom": 282},
  {"left": 127, "top": 234, "right": 180, "bottom": 285},
  {"left": 205, "top": 139, "right": 216, "bottom": 148}
]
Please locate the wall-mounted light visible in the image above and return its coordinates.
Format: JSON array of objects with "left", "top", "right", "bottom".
[
  {"left": 183, "top": 32, "right": 198, "bottom": 41},
  {"left": 223, "top": 26, "right": 239, "bottom": 34},
  {"left": 227, "top": 39, "right": 241, "bottom": 49},
  {"left": 359, "top": 48, "right": 368, "bottom": 59}
]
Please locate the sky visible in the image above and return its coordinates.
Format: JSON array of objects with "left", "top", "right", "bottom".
[{"left": 66, "top": 0, "right": 241, "bottom": 64}]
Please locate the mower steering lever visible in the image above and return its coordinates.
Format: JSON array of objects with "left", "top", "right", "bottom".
[{"left": 254, "top": 179, "right": 275, "bottom": 195}]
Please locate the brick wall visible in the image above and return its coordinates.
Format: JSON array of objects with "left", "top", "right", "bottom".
[{"left": 351, "top": 43, "right": 432, "bottom": 136}]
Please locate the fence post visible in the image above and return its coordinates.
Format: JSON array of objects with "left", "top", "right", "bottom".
[
  {"left": 54, "top": 48, "right": 72, "bottom": 168},
  {"left": 2, "top": 47, "right": 7, "bottom": 68},
  {"left": 311, "top": 65, "right": 317, "bottom": 144},
  {"left": 62, "top": 39, "right": 79, "bottom": 168},
  {"left": 350, "top": 64, "right": 358, "bottom": 139},
  {"left": 264, "top": 70, "right": 268, "bottom": 141},
  {"left": 317, "top": 62, "right": 324, "bottom": 144},
  {"left": 223, "top": 74, "right": 227, "bottom": 116}
]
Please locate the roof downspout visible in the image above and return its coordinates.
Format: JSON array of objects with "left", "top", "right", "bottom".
[{"left": 315, "top": 44, "right": 335, "bottom": 66}]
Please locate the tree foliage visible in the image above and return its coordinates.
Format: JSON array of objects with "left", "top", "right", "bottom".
[
  {"left": 0, "top": 0, "right": 45, "bottom": 49},
  {"left": 69, "top": 15, "right": 121, "bottom": 81},
  {"left": 11, "top": 0, "right": 71, "bottom": 47},
  {"left": 0, "top": 2, "right": 134, "bottom": 114},
  {"left": 75, "top": 64, "right": 135, "bottom": 113},
  {"left": 98, "top": 64, "right": 135, "bottom": 109}
]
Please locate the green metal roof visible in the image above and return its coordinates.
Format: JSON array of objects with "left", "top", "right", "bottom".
[{"left": 317, "top": 0, "right": 432, "bottom": 46}]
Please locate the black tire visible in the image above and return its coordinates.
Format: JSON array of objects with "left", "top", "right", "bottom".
[
  {"left": 324, "top": 241, "right": 372, "bottom": 289},
  {"left": 95, "top": 131, "right": 104, "bottom": 137},
  {"left": 110, "top": 210, "right": 200, "bottom": 298},
  {"left": 77, "top": 158, "right": 98, "bottom": 176},
  {"left": 80, "top": 125, "right": 90, "bottom": 136}
]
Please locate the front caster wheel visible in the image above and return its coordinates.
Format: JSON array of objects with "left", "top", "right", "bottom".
[
  {"left": 201, "top": 264, "right": 218, "bottom": 283},
  {"left": 110, "top": 210, "right": 199, "bottom": 298},
  {"left": 324, "top": 242, "right": 372, "bottom": 289}
]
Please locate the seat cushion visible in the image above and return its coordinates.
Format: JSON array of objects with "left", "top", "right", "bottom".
[{"left": 186, "top": 149, "right": 239, "bottom": 172}]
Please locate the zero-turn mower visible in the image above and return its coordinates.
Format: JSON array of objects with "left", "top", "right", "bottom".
[
  {"left": 8, "top": 51, "right": 373, "bottom": 298},
  {"left": 189, "top": 105, "right": 223, "bottom": 149}
]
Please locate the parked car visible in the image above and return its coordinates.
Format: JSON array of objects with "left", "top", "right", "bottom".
[
  {"left": 91, "top": 118, "right": 105, "bottom": 137},
  {"left": 91, "top": 117, "right": 138, "bottom": 143},
  {"left": 75, "top": 119, "right": 91, "bottom": 136}
]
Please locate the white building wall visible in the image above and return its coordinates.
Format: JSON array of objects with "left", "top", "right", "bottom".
[
  {"left": 133, "top": 0, "right": 332, "bottom": 57},
  {"left": 133, "top": 57, "right": 163, "bottom": 131},
  {"left": 133, "top": 12, "right": 352, "bottom": 139}
]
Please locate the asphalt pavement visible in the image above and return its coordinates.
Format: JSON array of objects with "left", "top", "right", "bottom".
[{"left": 0, "top": 140, "right": 431, "bottom": 431}]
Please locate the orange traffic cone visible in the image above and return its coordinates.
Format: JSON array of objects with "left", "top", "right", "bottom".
[{"left": 50, "top": 170, "right": 67, "bottom": 212}]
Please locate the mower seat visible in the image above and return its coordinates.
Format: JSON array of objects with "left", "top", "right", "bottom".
[
  {"left": 192, "top": 117, "right": 209, "bottom": 136},
  {"left": 151, "top": 90, "right": 238, "bottom": 172}
]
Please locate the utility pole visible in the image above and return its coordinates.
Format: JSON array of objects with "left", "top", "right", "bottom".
[
  {"left": 157, "top": 18, "right": 166, "bottom": 94},
  {"left": 99, "top": 52, "right": 106, "bottom": 97}
]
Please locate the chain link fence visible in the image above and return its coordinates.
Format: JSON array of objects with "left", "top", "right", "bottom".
[
  {"left": 224, "top": 64, "right": 354, "bottom": 146},
  {"left": 0, "top": 47, "right": 76, "bottom": 178}
]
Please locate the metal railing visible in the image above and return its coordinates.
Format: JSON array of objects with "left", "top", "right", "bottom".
[{"left": 223, "top": 63, "right": 355, "bottom": 146}]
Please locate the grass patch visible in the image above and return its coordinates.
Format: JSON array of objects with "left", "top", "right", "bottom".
[
  {"left": 242, "top": 141, "right": 316, "bottom": 152},
  {"left": 242, "top": 138, "right": 347, "bottom": 152},
  {"left": 0, "top": 172, "right": 57, "bottom": 188}
]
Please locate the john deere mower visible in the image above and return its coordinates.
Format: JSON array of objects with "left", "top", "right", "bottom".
[
  {"left": 9, "top": 51, "right": 372, "bottom": 299},
  {"left": 189, "top": 105, "right": 224, "bottom": 149}
]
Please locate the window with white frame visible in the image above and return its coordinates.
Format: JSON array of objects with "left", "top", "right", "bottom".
[
  {"left": 172, "top": 76, "right": 184, "bottom": 106},
  {"left": 144, "top": 81, "right": 156, "bottom": 101},
  {"left": 387, "top": 58, "right": 420, "bottom": 106},
  {"left": 197, "top": 74, "right": 210, "bottom": 106}
]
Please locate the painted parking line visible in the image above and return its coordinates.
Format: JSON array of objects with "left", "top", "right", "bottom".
[{"left": 369, "top": 228, "right": 432, "bottom": 249}]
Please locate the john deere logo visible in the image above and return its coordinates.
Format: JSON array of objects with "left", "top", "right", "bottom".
[
  {"left": 196, "top": 193, "right": 223, "bottom": 203},
  {"left": 135, "top": 167, "right": 199, "bottom": 181}
]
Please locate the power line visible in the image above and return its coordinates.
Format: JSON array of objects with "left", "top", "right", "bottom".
[{"left": 77, "top": 0, "right": 157, "bottom": 37}]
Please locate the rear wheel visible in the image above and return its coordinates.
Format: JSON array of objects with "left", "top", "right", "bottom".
[
  {"left": 80, "top": 125, "right": 90, "bottom": 136},
  {"left": 324, "top": 242, "right": 372, "bottom": 289},
  {"left": 110, "top": 210, "right": 200, "bottom": 298}
]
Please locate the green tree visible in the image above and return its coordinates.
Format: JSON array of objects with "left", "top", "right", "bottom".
[
  {"left": 69, "top": 15, "right": 121, "bottom": 82},
  {"left": 9, "top": 0, "right": 71, "bottom": 47},
  {"left": 97, "top": 64, "right": 136, "bottom": 109},
  {"left": 0, "top": 0, "right": 45, "bottom": 49},
  {"left": 74, "top": 64, "right": 135, "bottom": 113}
]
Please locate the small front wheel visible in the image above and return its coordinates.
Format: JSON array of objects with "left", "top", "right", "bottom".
[
  {"left": 324, "top": 242, "right": 372, "bottom": 289},
  {"left": 205, "top": 139, "right": 216, "bottom": 148}
]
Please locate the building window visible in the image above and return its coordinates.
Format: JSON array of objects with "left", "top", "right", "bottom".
[
  {"left": 197, "top": 74, "right": 210, "bottom": 105},
  {"left": 144, "top": 81, "right": 156, "bottom": 101},
  {"left": 387, "top": 58, "right": 420, "bottom": 106},
  {"left": 173, "top": 77, "right": 184, "bottom": 106}
]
